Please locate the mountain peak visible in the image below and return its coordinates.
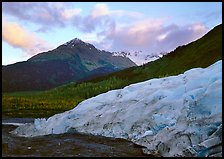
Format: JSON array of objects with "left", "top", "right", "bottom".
[{"left": 63, "top": 38, "right": 89, "bottom": 47}]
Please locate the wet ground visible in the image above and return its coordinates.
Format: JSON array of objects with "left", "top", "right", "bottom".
[{"left": 2, "top": 118, "right": 152, "bottom": 157}]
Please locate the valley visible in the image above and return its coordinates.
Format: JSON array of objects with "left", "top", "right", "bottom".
[{"left": 2, "top": 24, "right": 222, "bottom": 118}]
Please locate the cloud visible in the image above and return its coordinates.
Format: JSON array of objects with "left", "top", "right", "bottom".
[
  {"left": 2, "top": 2, "right": 209, "bottom": 58},
  {"left": 157, "top": 23, "right": 207, "bottom": 52},
  {"left": 91, "top": 3, "right": 143, "bottom": 19},
  {"left": 61, "top": 8, "right": 82, "bottom": 20},
  {"left": 71, "top": 3, "right": 209, "bottom": 55},
  {"left": 75, "top": 3, "right": 142, "bottom": 34},
  {"left": 93, "top": 19, "right": 208, "bottom": 54},
  {"left": 91, "top": 3, "right": 110, "bottom": 18},
  {"left": 2, "top": 2, "right": 142, "bottom": 35},
  {"left": 2, "top": 20, "right": 53, "bottom": 55},
  {"left": 2, "top": 2, "right": 82, "bottom": 32}
]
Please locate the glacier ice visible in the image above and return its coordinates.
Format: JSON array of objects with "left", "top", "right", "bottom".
[{"left": 12, "top": 60, "right": 222, "bottom": 157}]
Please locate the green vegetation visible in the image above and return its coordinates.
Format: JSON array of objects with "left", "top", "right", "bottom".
[
  {"left": 3, "top": 77, "right": 128, "bottom": 118},
  {"left": 2, "top": 24, "right": 222, "bottom": 118}
]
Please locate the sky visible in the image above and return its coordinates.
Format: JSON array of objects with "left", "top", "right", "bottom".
[{"left": 2, "top": 2, "right": 222, "bottom": 65}]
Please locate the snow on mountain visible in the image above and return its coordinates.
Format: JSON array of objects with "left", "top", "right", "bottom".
[
  {"left": 62, "top": 38, "right": 91, "bottom": 48},
  {"left": 12, "top": 60, "right": 222, "bottom": 157},
  {"left": 112, "top": 51, "right": 167, "bottom": 65},
  {"left": 62, "top": 39, "right": 165, "bottom": 65}
]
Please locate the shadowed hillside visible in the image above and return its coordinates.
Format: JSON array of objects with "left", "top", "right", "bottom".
[{"left": 2, "top": 38, "right": 136, "bottom": 92}]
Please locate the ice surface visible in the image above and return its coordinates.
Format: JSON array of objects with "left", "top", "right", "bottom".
[{"left": 13, "top": 60, "right": 222, "bottom": 157}]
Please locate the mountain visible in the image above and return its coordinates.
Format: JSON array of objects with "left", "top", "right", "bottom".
[
  {"left": 13, "top": 60, "right": 222, "bottom": 157},
  {"left": 2, "top": 38, "right": 136, "bottom": 92},
  {"left": 85, "top": 24, "right": 222, "bottom": 84},
  {"left": 112, "top": 51, "right": 167, "bottom": 65},
  {"left": 2, "top": 24, "right": 222, "bottom": 118}
]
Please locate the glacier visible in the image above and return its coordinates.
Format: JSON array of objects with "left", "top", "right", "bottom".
[
  {"left": 12, "top": 60, "right": 222, "bottom": 157},
  {"left": 112, "top": 51, "right": 167, "bottom": 65}
]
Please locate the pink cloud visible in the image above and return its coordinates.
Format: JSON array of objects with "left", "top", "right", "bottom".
[
  {"left": 2, "top": 20, "right": 53, "bottom": 56},
  {"left": 94, "top": 19, "right": 208, "bottom": 54}
]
